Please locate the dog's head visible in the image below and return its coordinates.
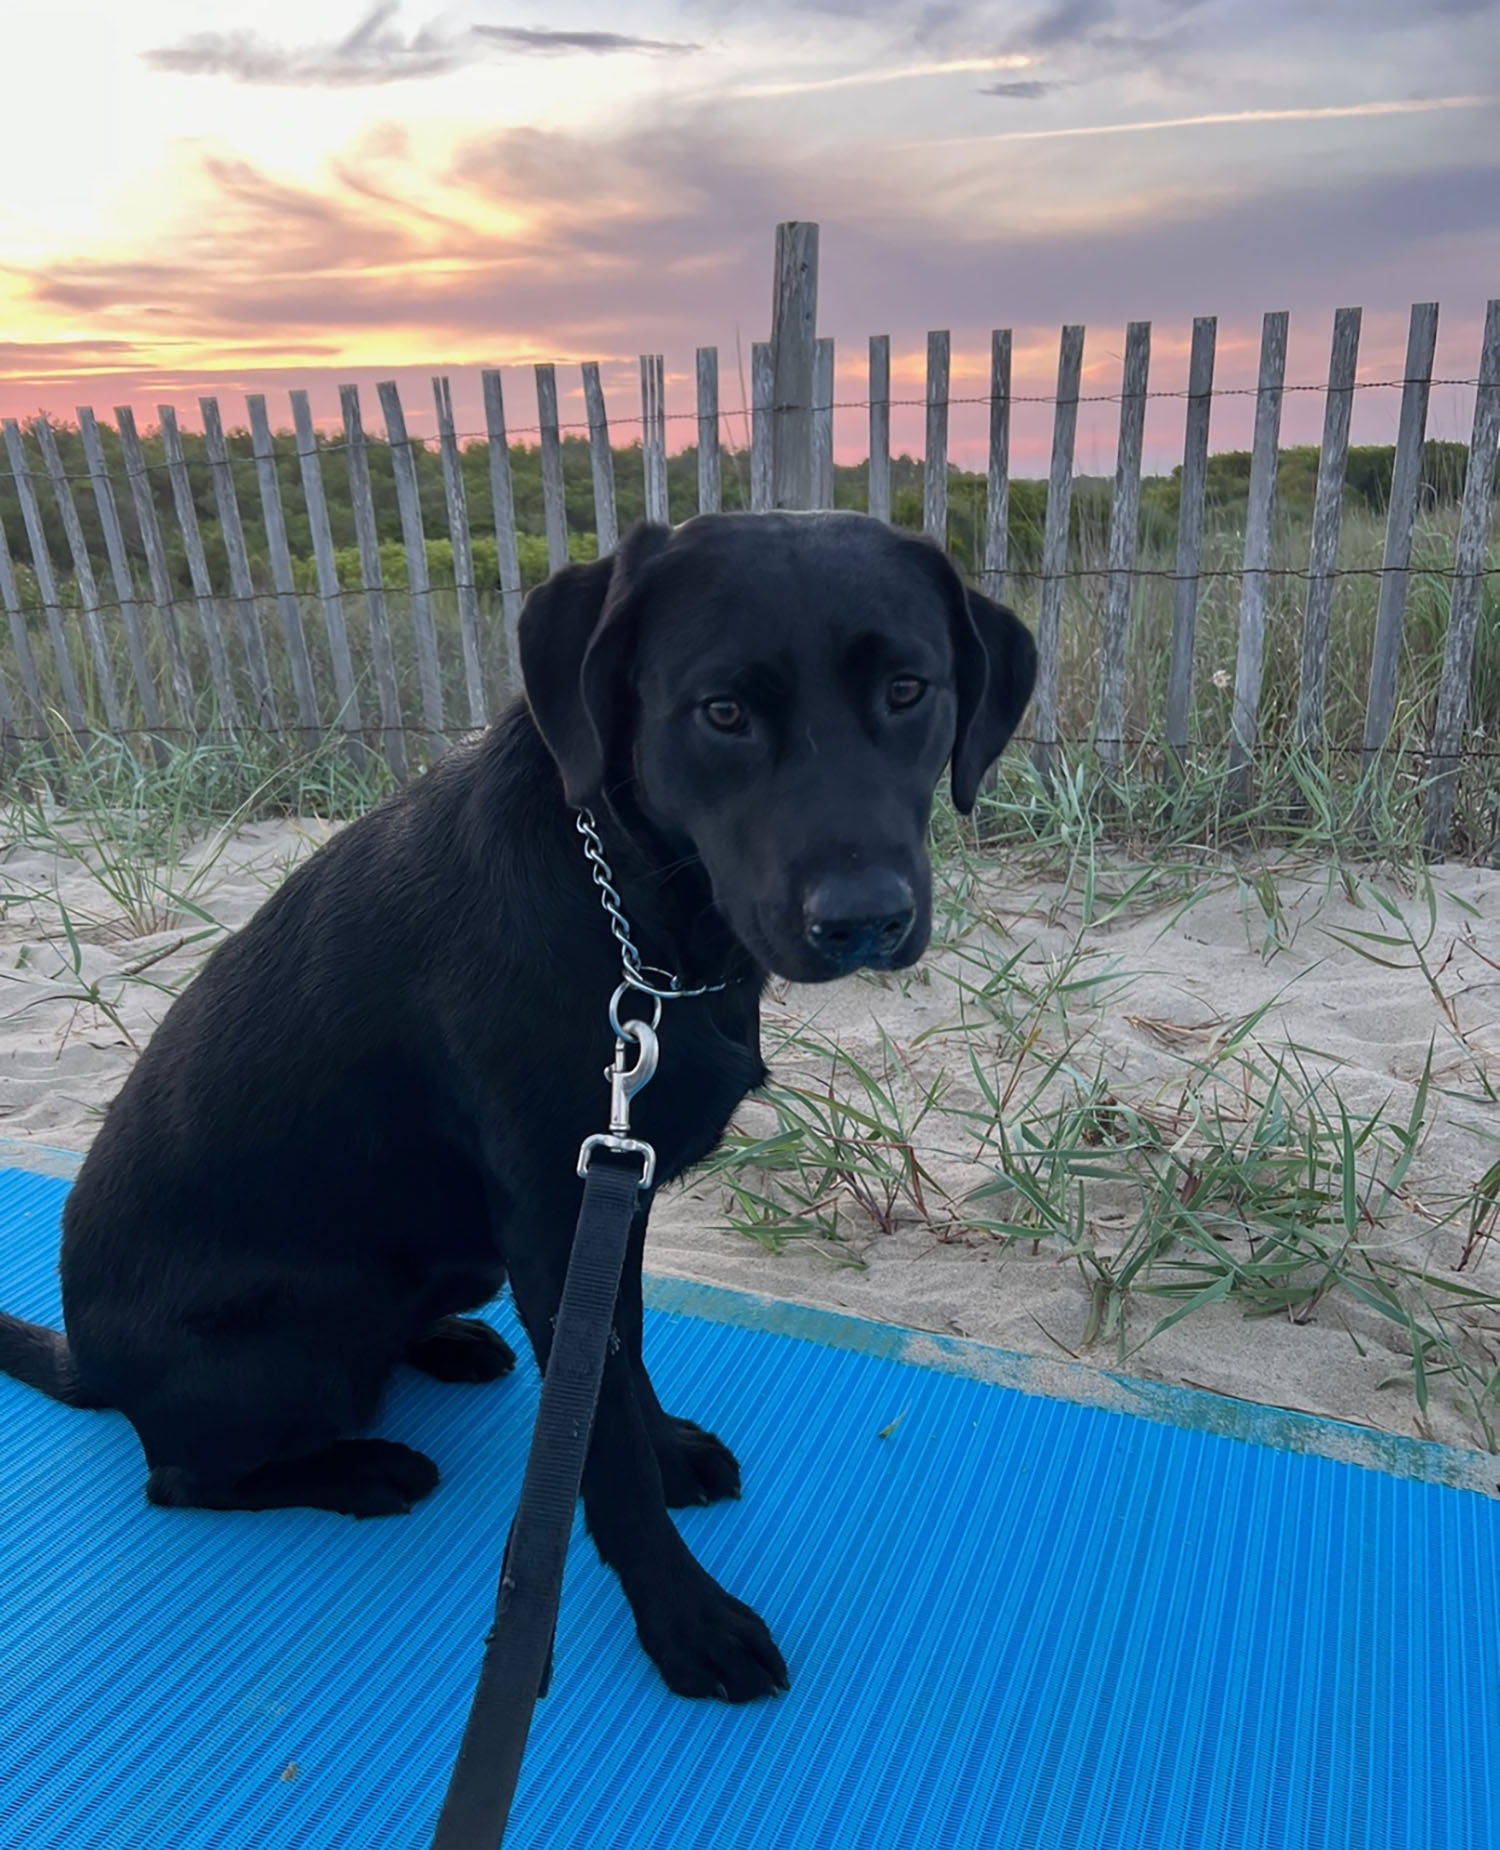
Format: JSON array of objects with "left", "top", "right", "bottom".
[{"left": 520, "top": 512, "right": 1036, "bottom": 984}]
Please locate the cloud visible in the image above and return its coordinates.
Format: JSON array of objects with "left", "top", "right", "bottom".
[
  {"left": 997, "top": 0, "right": 1214, "bottom": 78},
  {"left": 0, "top": 336, "right": 340, "bottom": 389},
  {"left": 1009, "top": 0, "right": 1116, "bottom": 49},
  {"left": 915, "top": 93, "right": 1496, "bottom": 149},
  {"left": 677, "top": 0, "right": 999, "bottom": 52},
  {"left": 144, "top": 9, "right": 706, "bottom": 89},
  {"left": 731, "top": 55, "right": 1034, "bottom": 98},
  {"left": 684, "top": 0, "right": 973, "bottom": 16},
  {"left": 980, "top": 80, "right": 1053, "bottom": 97},
  {"left": 143, "top": 4, "right": 469, "bottom": 88},
  {"left": 471, "top": 26, "right": 703, "bottom": 55},
  {"left": 998, "top": 0, "right": 1500, "bottom": 82},
  {"left": 12, "top": 106, "right": 1498, "bottom": 401}
]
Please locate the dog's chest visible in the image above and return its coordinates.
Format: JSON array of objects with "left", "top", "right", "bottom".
[{"left": 631, "top": 1010, "right": 765, "bottom": 1188}]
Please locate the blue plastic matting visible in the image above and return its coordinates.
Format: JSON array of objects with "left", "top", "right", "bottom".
[{"left": 2, "top": 1164, "right": 1499, "bottom": 1849}]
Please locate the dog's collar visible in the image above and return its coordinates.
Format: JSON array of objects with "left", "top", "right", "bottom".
[{"left": 574, "top": 807, "right": 730, "bottom": 1004}]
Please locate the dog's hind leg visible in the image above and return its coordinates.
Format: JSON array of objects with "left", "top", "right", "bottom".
[{"left": 126, "top": 1330, "right": 440, "bottom": 1520}]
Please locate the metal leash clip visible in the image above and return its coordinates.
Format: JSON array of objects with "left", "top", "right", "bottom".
[{"left": 576, "top": 985, "right": 661, "bottom": 1189}]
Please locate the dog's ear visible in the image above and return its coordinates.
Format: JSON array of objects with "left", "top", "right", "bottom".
[
  {"left": 519, "top": 523, "right": 672, "bottom": 806},
  {"left": 947, "top": 586, "right": 1039, "bottom": 815}
]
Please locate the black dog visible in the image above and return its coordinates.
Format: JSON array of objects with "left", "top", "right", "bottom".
[{"left": 0, "top": 511, "right": 1035, "bottom": 1702}]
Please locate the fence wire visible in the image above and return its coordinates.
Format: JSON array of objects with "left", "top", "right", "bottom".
[{"left": 4, "top": 375, "right": 1489, "bottom": 485}]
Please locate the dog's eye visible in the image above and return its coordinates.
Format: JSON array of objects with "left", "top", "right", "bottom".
[
  {"left": 702, "top": 698, "right": 747, "bottom": 734},
  {"left": 888, "top": 677, "right": 926, "bottom": 710}
]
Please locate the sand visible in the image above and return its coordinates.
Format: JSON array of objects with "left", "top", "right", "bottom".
[{"left": 2, "top": 810, "right": 1498, "bottom": 1456}]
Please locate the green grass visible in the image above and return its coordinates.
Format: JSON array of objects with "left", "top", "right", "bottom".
[
  {"left": 0, "top": 733, "right": 394, "bottom": 1050},
  {"left": 700, "top": 796, "right": 1500, "bottom": 1452}
]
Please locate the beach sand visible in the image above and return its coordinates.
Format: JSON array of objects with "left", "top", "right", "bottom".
[{"left": 2, "top": 812, "right": 1497, "bottom": 1454}]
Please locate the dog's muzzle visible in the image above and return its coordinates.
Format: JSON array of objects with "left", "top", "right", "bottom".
[{"left": 800, "top": 870, "right": 917, "bottom": 973}]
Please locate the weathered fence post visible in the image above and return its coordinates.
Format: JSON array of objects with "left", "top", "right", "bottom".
[
  {"left": 534, "top": 365, "right": 570, "bottom": 574},
  {"left": 813, "top": 337, "right": 835, "bottom": 510},
  {"left": 1096, "top": 321, "right": 1151, "bottom": 767},
  {"left": 640, "top": 355, "right": 669, "bottom": 526},
  {"left": 77, "top": 406, "right": 166, "bottom": 750},
  {"left": 115, "top": 407, "right": 196, "bottom": 723},
  {"left": 868, "top": 336, "right": 891, "bottom": 524},
  {"left": 1425, "top": 298, "right": 1500, "bottom": 856},
  {"left": 1032, "top": 325, "right": 1086, "bottom": 785},
  {"left": 3, "top": 419, "right": 88, "bottom": 738},
  {"left": 377, "top": 381, "right": 446, "bottom": 760},
  {"left": 0, "top": 495, "right": 47, "bottom": 738},
  {"left": 246, "top": 395, "right": 321, "bottom": 748},
  {"left": 1164, "top": 317, "right": 1217, "bottom": 772},
  {"left": 290, "top": 390, "right": 364, "bottom": 756},
  {"left": 1228, "top": 311, "right": 1289, "bottom": 803},
  {"left": 924, "top": 331, "right": 951, "bottom": 545},
  {"left": 750, "top": 342, "right": 773, "bottom": 514},
  {"left": 581, "top": 363, "right": 619, "bottom": 555},
  {"left": 1362, "top": 302, "right": 1440, "bottom": 778},
  {"left": 159, "top": 404, "right": 241, "bottom": 734},
  {"left": 341, "top": 384, "right": 408, "bottom": 780},
  {"left": 481, "top": 370, "right": 525, "bottom": 696},
  {"left": 696, "top": 348, "right": 721, "bottom": 515},
  {"left": 770, "top": 221, "right": 818, "bottom": 511},
  {"left": 33, "top": 416, "right": 127, "bottom": 737},
  {"left": 982, "top": 330, "right": 1012, "bottom": 600},
  {"left": 1294, "top": 308, "right": 1363, "bottom": 757},
  {"left": 434, "top": 375, "right": 489, "bottom": 730},
  {"left": 201, "top": 397, "right": 284, "bottom": 739}
]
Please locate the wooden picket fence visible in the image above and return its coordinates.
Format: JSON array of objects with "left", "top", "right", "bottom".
[{"left": 1, "top": 221, "right": 1498, "bottom": 855}]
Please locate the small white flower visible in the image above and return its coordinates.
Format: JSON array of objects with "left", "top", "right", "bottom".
[{"left": 1212, "top": 669, "right": 1231, "bottom": 691}]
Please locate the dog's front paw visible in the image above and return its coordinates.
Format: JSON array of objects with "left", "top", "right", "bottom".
[
  {"left": 406, "top": 1316, "right": 516, "bottom": 1383},
  {"left": 634, "top": 1569, "right": 788, "bottom": 1702},
  {"left": 653, "top": 1415, "right": 741, "bottom": 1507}
]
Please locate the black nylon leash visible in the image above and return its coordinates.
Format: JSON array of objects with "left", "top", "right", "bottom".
[
  {"left": 431, "top": 809, "right": 699, "bottom": 1848},
  {"left": 429, "top": 1149, "right": 644, "bottom": 1849}
]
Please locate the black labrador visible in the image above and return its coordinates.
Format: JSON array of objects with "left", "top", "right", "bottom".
[{"left": 0, "top": 511, "right": 1036, "bottom": 1702}]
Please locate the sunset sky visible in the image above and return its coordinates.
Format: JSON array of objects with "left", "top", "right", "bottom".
[{"left": 1, "top": 0, "right": 1496, "bottom": 470}]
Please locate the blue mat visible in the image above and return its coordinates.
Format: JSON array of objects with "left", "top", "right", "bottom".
[{"left": 1, "top": 1164, "right": 1498, "bottom": 1848}]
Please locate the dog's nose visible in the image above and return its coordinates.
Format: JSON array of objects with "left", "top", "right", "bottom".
[{"left": 802, "top": 872, "right": 916, "bottom": 967}]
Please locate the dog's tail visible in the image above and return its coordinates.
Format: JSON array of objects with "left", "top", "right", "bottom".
[{"left": 0, "top": 1311, "right": 107, "bottom": 1409}]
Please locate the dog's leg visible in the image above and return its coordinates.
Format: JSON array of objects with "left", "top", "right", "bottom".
[
  {"left": 127, "top": 1325, "right": 440, "bottom": 1520},
  {"left": 146, "top": 1440, "right": 439, "bottom": 1518},
  {"left": 405, "top": 1315, "right": 517, "bottom": 1383},
  {"left": 619, "top": 1202, "right": 741, "bottom": 1507},
  {"left": 503, "top": 1212, "right": 788, "bottom": 1702}
]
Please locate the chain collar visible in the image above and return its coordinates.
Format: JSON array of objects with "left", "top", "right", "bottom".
[{"left": 575, "top": 807, "right": 728, "bottom": 1003}]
